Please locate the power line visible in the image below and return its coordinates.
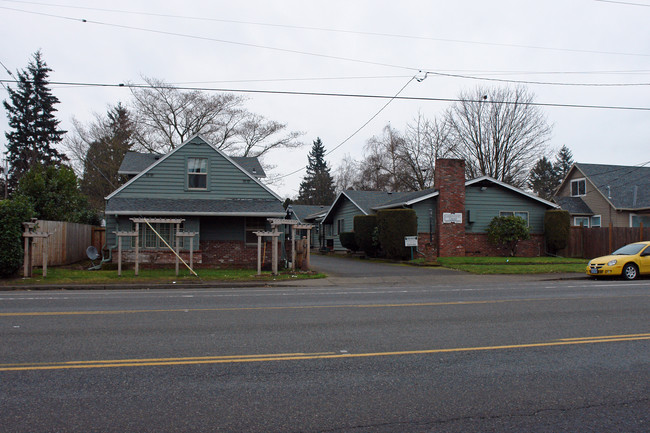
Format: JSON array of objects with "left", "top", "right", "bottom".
[
  {"left": 0, "top": 6, "right": 420, "bottom": 73},
  {"left": 595, "top": 0, "right": 650, "bottom": 7},
  {"left": 2, "top": 78, "right": 650, "bottom": 112},
  {"left": 425, "top": 70, "right": 650, "bottom": 87},
  {"left": 276, "top": 75, "right": 418, "bottom": 181},
  {"left": 3, "top": 0, "right": 650, "bottom": 59}
]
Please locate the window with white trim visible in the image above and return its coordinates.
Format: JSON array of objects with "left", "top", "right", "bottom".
[
  {"left": 591, "top": 215, "right": 601, "bottom": 228},
  {"left": 132, "top": 222, "right": 185, "bottom": 249},
  {"left": 574, "top": 216, "right": 589, "bottom": 227},
  {"left": 187, "top": 157, "right": 208, "bottom": 190},
  {"left": 499, "top": 211, "right": 529, "bottom": 226},
  {"left": 570, "top": 178, "right": 586, "bottom": 197}
]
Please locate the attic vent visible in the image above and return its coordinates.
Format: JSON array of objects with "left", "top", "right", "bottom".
[
  {"left": 154, "top": 156, "right": 160, "bottom": 160},
  {"left": 252, "top": 168, "right": 257, "bottom": 174}
]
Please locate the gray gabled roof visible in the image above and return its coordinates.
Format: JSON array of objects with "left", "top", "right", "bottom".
[
  {"left": 230, "top": 157, "right": 266, "bottom": 178},
  {"left": 118, "top": 152, "right": 160, "bottom": 175},
  {"left": 106, "top": 197, "right": 284, "bottom": 216},
  {"left": 290, "top": 204, "right": 330, "bottom": 223},
  {"left": 554, "top": 196, "right": 593, "bottom": 215},
  {"left": 118, "top": 151, "right": 266, "bottom": 178},
  {"left": 572, "top": 163, "right": 650, "bottom": 210}
]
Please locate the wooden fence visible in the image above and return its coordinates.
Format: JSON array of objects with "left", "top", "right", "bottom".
[
  {"left": 563, "top": 224, "right": 649, "bottom": 259},
  {"left": 29, "top": 220, "right": 103, "bottom": 266}
]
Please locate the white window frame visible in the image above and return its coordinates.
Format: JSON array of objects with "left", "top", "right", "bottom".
[
  {"left": 499, "top": 210, "right": 529, "bottom": 227},
  {"left": 573, "top": 216, "right": 589, "bottom": 227},
  {"left": 187, "top": 157, "right": 208, "bottom": 190},
  {"left": 591, "top": 215, "right": 601, "bottom": 228},
  {"left": 570, "top": 178, "right": 586, "bottom": 197}
]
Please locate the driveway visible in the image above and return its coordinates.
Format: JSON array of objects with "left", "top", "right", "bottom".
[{"left": 309, "top": 253, "right": 458, "bottom": 278}]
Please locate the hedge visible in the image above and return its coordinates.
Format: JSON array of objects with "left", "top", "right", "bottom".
[
  {"left": 339, "top": 231, "right": 359, "bottom": 252},
  {"left": 0, "top": 197, "right": 35, "bottom": 278},
  {"left": 354, "top": 214, "right": 379, "bottom": 257},
  {"left": 377, "top": 209, "right": 417, "bottom": 260},
  {"left": 544, "top": 210, "right": 571, "bottom": 254}
]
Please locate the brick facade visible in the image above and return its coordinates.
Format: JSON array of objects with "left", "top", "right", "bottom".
[
  {"left": 435, "top": 159, "right": 466, "bottom": 257},
  {"left": 116, "top": 240, "right": 281, "bottom": 268},
  {"left": 465, "top": 233, "right": 544, "bottom": 257}
]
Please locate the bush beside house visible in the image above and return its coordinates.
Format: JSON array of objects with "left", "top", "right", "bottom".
[
  {"left": 544, "top": 210, "right": 570, "bottom": 255},
  {"left": 377, "top": 209, "right": 417, "bottom": 260},
  {"left": 354, "top": 215, "right": 379, "bottom": 257},
  {"left": 339, "top": 232, "right": 358, "bottom": 252},
  {"left": 0, "top": 197, "right": 35, "bottom": 277},
  {"left": 486, "top": 215, "right": 531, "bottom": 256}
]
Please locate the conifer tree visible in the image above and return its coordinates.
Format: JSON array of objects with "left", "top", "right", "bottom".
[
  {"left": 296, "top": 138, "right": 336, "bottom": 205},
  {"left": 528, "top": 156, "right": 558, "bottom": 200},
  {"left": 3, "top": 51, "right": 67, "bottom": 191},
  {"left": 554, "top": 145, "right": 574, "bottom": 180}
]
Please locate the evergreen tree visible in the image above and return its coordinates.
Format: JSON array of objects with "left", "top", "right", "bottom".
[
  {"left": 3, "top": 51, "right": 67, "bottom": 191},
  {"left": 554, "top": 145, "right": 574, "bottom": 180},
  {"left": 296, "top": 138, "right": 336, "bottom": 205},
  {"left": 528, "top": 156, "right": 559, "bottom": 200},
  {"left": 80, "top": 103, "right": 134, "bottom": 211}
]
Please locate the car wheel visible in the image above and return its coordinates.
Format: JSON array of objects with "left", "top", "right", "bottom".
[{"left": 622, "top": 263, "right": 638, "bottom": 280}]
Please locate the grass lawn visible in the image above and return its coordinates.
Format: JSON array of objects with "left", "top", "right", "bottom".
[
  {"left": 0, "top": 266, "right": 326, "bottom": 286},
  {"left": 435, "top": 256, "right": 588, "bottom": 274}
]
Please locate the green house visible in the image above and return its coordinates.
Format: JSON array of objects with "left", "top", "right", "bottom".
[
  {"left": 321, "top": 166, "right": 558, "bottom": 257},
  {"left": 104, "top": 135, "right": 285, "bottom": 267}
]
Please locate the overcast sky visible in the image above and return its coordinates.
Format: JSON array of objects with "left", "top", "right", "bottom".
[{"left": 1, "top": 0, "right": 649, "bottom": 198}]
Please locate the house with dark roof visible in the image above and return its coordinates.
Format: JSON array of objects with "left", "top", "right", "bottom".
[
  {"left": 554, "top": 163, "right": 650, "bottom": 228},
  {"left": 289, "top": 204, "right": 330, "bottom": 248},
  {"left": 105, "top": 135, "right": 284, "bottom": 267},
  {"left": 322, "top": 159, "right": 558, "bottom": 256}
]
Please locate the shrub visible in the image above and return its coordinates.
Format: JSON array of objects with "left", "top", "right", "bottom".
[
  {"left": 339, "top": 231, "right": 358, "bottom": 252},
  {"left": 0, "top": 196, "right": 35, "bottom": 278},
  {"left": 354, "top": 215, "right": 379, "bottom": 257},
  {"left": 377, "top": 209, "right": 417, "bottom": 260},
  {"left": 486, "top": 215, "right": 530, "bottom": 256},
  {"left": 544, "top": 210, "right": 570, "bottom": 254}
]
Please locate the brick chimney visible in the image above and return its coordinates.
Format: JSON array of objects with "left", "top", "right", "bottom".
[{"left": 435, "top": 159, "right": 466, "bottom": 257}]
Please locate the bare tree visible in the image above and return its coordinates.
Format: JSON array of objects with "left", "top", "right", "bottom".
[
  {"left": 334, "top": 154, "right": 359, "bottom": 193},
  {"left": 445, "top": 86, "right": 552, "bottom": 187},
  {"left": 130, "top": 77, "right": 303, "bottom": 157},
  {"left": 401, "top": 113, "right": 455, "bottom": 190}
]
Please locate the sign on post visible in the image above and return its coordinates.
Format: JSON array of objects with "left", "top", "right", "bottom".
[{"left": 404, "top": 236, "right": 418, "bottom": 247}]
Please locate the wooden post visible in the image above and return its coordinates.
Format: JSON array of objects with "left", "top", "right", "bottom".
[
  {"left": 24, "top": 236, "right": 30, "bottom": 278},
  {"left": 117, "top": 236, "right": 122, "bottom": 277},
  {"left": 257, "top": 235, "right": 262, "bottom": 275},
  {"left": 291, "top": 226, "right": 296, "bottom": 271},
  {"left": 175, "top": 223, "right": 180, "bottom": 277},
  {"left": 608, "top": 221, "right": 613, "bottom": 253},
  {"left": 42, "top": 238, "right": 48, "bottom": 278},
  {"left": 305, "top": 229, "right": 311, "bottom": 270},
  {"left": 272, "top": 232, "right": 278, "bottom": 276},
  {"left": 189, "top": 237, "right": 194, "bottom": 270},
  {"left": 134, "top": 222, "right": 139, "bottom": 276}
]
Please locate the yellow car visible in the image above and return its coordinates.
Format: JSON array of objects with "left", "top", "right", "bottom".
[{"left": 586, "top": 241, "right": 650, "bottom": 280}]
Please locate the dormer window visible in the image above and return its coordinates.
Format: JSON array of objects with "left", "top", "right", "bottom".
[
  {"left": 571, "top": 178, "right": 586, "bottom": 197},
  {"left": 188, "top": 157, "right": 207, "bottom": 190}
]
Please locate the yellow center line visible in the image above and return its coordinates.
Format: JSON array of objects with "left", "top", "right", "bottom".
[
  {"left": 2, "top": 334, "right": 648, "bottom": 372},
  {"left": 1, "top": 294, "right": 648, "bottom": 317}
]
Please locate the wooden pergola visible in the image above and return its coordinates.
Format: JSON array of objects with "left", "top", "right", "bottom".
[
  {"left": 114, "top": 217, "right": 198, "bottom": 277},
  {"left": 254, "top": 218, "right": 313, "bottom": 275},
  {"left": 22, "top": 218, "right": 52, "bottom": 278}
]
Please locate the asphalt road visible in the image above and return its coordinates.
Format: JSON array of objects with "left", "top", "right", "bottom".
[{"left": 1, "top": 277, "right": 648, "bottom": 432}]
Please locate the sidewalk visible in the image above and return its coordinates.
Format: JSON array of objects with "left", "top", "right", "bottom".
[{"left": 0, "top": 270, "right": 587, "bottom": 291}]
